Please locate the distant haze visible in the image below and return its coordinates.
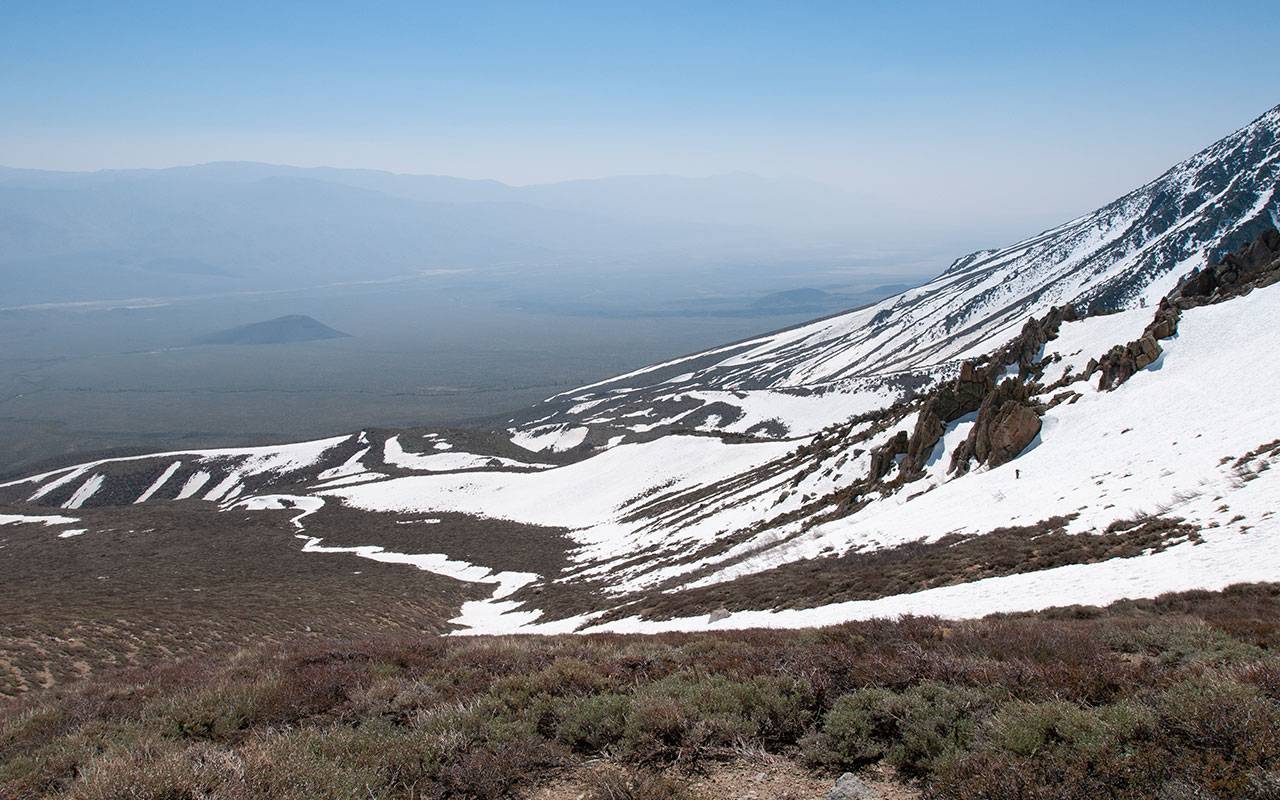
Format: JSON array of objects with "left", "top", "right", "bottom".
[
  {"left": 2, "top": 3, "right": 1277, "bottom": 241},
  {"left": 0, "top": 161, "right": 947, "bottom": 473}
]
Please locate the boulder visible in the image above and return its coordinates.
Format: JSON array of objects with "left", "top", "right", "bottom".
[
  {"left": 986, "top": 402, "right": 1043, "bottom": 468},
  {"left": 1133, "top": 335, "right": 1162, "bottom": 369},
  {"left": 825, "top": 772, "right": 880, "bottom": 800},
  {"left": 972, "top": 379, "right": 1030, "bottom": 464}
]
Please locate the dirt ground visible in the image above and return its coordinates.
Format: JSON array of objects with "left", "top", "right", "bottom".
[{"left": 529, "top": 755, "right": 920, "bottom": 800}]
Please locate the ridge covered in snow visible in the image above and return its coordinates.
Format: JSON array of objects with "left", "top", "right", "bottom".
[{"left": 506, "top": 105, "right": 1280, "bottom": 446}]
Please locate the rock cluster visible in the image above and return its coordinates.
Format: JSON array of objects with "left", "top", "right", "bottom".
[
  {"left": 894, "top": 361, "right": 997, "bottom": 478},
  {"left": 1092, "top": 334, "right": 1164, "bottom": 391},
  {"left": 1168, "top": 226, "right": 1280, "bottom": 307},
  {"left": 951, "top": 377, "right": 1042, "bottom": 473},
  {"left": 1086, "top": 226, "right": 1279, "bottom": 392},
  {"left": 993, "top": 304, "right": 1079, "bottom": 376}
]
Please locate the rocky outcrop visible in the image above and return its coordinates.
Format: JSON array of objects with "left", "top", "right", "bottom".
[
  {"left": 867, "top": 430, "right": 909, "bottom": 481},
  {"left": 992, "top": 304, "right": 1079, "bottom": 377},
  {"left": 972, "top": 379, "right": 1032, "bottom": 463},
  {"left": 951, "top": 378, "right": 1042, "bottom": 473},
  {"left": 932, "top": 361, "right": 995, "bottom": 422},
  {"left": 985, "top": 402, "right": 1043, "bottom": 468},
  {"left": 903, "top": 402, "right": 945, "bottom": 475},
  {"left": 1095, "top": 335, "right": 1163, "bottom": 391},
  {"left": 1168, "top": 226, "right": 1280, "bottom": 308},
  {"left": 1085, "top": 228, "right": 1279, "bottom": 392},
  {"left": 1145, "top": 297, "right": 1181, "bottom": 340}
]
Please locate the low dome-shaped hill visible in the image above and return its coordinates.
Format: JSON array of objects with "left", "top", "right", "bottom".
[{"left": 197, "top": 314, "right": 350, "bottom": 345}]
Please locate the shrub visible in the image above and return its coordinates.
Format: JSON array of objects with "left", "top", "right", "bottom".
[
  {"left": 556, "top": 693, "right": 633, "bottom": 754},
  {"left": 1106, "top": 621, "right": 1266, "bottom": 667},
  {"left": 619, "top": 672, "right": 812, "bottom": 762},
  {"left": 888, "top": 682, "right": 991, "bottom": 777},
  {"left": 990, "top": 700, "right": 1113, "bottom": 756},
  {"left": 802, "top": 686, "right": 909, "bottom": 770}
]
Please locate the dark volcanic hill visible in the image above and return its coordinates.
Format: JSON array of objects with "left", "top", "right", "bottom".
[{"left": 196, "top": 314, "right": 351, "bottom": 345}]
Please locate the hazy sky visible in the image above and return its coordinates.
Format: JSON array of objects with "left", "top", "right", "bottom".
[{"left": 3, "top": 1, "right": 1277, "bottom": 232}]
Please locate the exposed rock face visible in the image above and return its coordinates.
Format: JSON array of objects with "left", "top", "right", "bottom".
[
  {"left": 1145, "top": 297, "right": 1181, "bottom": 340},
  {"left": 1087, "top": 228, "right": 1279, "bottom": 392},
  {"left": 986, "top": 402, "right": 1043, "bottom": 468},
  {"left": 1096, "top": 335, "right": 1163, "bottom": 391},
  {"left": 931, "top": 361, "right": 994, "bottom": 423},
  {"left": 1169, "top": 226, "right": 1280, "bottom": 307},
  {"left": 903, "top": 401, "right": 945, "bottom": 475},
  {"left": 994, "top": 304, "right": 1079, "bottom": 376},
  {"left": 868, "top": 430, "right": 909, "bottom": 481},
  {"left": 973, "top": 380, "right": 1032, "bottom": 464},
  {"left": 950, "top": 377, "right": 1042, "bottom": 473}
]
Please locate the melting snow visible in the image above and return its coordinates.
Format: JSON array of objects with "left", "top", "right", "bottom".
[
  {"left": 134, "top": 461, "right": 182, "bottom": 504},
  {"left": 62, "top": 474, "right": 103, "bottom": 509}
]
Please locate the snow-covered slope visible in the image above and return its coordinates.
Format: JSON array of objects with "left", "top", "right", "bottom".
[
  {"left": 3, "top": 104, "right": 1278, "bottom": 636},
  {"left": 507, "top": 104, "right": 1280, "bottom": 445}
]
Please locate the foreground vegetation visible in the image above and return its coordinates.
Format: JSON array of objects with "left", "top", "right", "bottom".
[{"left": 4, "top": 584, "right": 1280, "bottom": 800}]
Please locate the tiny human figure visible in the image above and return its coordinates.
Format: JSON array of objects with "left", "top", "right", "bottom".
[{"left": 1015, "top": 469, "right": 1020, "bottom": 479}]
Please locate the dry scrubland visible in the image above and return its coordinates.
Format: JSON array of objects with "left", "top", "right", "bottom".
[{"left": 3, "top": 584, "right": 1280, "bottom": 800}]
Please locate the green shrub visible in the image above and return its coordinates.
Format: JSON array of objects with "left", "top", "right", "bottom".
[
  {"left": 991, "top": 700, "right": 1112, "bottom": 756},
  {"left": 619, "top": 672, "right": 812, "bottom": 762},
  {"left": 887, "top": 682, "right": 991, "bottom": 776},
  {"left": 802, "top": 686, "right": 909, "bottom": 769},
  {"left": 556, "top": 693, "right": 633, "bottom": 754},
  {"left": 1107, "top": 621, "right": 1266, "bottom": 667}
]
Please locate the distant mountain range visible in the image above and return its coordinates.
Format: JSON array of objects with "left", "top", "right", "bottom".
[{"left": 0, "top": 164, "right": 900, "bottom": 307}]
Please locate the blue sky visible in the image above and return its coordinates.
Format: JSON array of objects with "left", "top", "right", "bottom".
[{"left": 3, "top": 1, "right": 1277, "bottom": 231}]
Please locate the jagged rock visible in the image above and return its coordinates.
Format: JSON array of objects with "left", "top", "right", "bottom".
[
  {"left": 1170, "top": 227, "right": 1280, "bottom": 307},
  {"left": 1097, "top": 344, "right": 1135, "bottom": 391},
  {"left": 949, "top": 436, "right": 975, "bottom": 475},
  {"left": 903, "top": 401, "right": 945, "bottom": 474},
  {"left": 972, "top": 380, "right": 1030, "bottom": 463},
  {"left": 986, "top": 402, "right": 1043, "bottom": 468},
  {"left": 1133, "top": 335, "right": 1162, "bottom": 369},
  {"left": 949, "top": 375, "right": 1041, "bottom": 473},
  {"left": 988, "top": 304, "right": 1079, "bottom": 377},
  {"left": 1145, "top": 298, "right": 1180, "bottom": 340},
  {"left": 931, "top": 361, "right": 994, "bottom": 423},
  {"left": 825, "top": 772, "right": 880, "bottom": 800},
  {"left": 868, "top": 430, "right": 909, "bottom": 480},
  {"left": 1097, "top": 335, "right": 1163, "bottom": 390}
]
